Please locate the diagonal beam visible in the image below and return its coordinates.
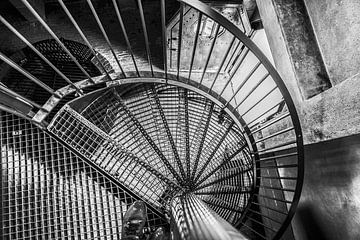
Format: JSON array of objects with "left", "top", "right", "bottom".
[
  {"left": 0, "top": 81, "right": 42, "bottom": 111},
  {"left": 223, "top": 40, "right": 241, "bottom": 72},
  {"left": 217, "top": 48, "right": 250, "bottom": 99},
  {"left": 0, "top": 90, "right": 33, "bottom": 117},
  {"left": 57, "top": 0, "right": 112, "bottom": 79},
  {"left": 0, "top": 51, "right": 56, "bottom": 97},
  {"left": 224, "top": 61, "right": 262, "bottom": 106},
  {"left": 209, "top": 36, "right": 236, "bottom": 93}
]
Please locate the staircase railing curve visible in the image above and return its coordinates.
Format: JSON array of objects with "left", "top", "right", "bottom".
[{"left": 0, "top": 0, "right": 304, "bottom": 239}]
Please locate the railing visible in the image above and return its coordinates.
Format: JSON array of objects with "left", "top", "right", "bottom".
[{"left": 0, "top": 0, "right": 304, "bottom": 239}]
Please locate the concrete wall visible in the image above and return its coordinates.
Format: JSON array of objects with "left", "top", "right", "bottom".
[
  {"left": 300, "top": 73, "right": 360, "bottom": 143},
  {"left": 257, "top": 0, "right": 360, "bottom": 144},
  {"left": 303, "top": 0, "right": 360, "bottom": 86},
  {"left": 299, "top": 0, "right": 360, "bottom": 143}
]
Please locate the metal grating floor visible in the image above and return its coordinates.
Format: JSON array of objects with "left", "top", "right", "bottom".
[
  {"left": 0, "top": 82, "right": 254, "bottom": 239},
  {"left": 53, "top": 83, "right": 253, "bottom": 223},
  {"left": 0, "top": 111, "right": 166, "bottom": 240}
]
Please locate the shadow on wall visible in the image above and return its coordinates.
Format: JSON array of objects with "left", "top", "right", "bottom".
[
  {"left": 295, "top": 203, "right": 330, "bottom": 240},
  {"left": 292, "top": 133, "right": 360, "bottom": 240}
]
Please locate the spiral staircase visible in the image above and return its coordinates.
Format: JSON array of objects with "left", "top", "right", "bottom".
[{"left": 0, "top": 0, "right": 304, "bottom": 239}]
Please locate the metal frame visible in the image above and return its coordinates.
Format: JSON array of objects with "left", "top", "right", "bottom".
[
  {"left": 177, "top": 2, "right": 304, "bottom": 238},
  {"left": 0, "top": 0, "right": 304, "bottom": 239},
  {"left": 26, "top": 68, "right": 301, "bottom": 239}
]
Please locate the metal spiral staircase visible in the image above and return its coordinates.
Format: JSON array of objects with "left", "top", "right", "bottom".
[{"left": 0, "top": 0, "right": 304, "bottom": 239}]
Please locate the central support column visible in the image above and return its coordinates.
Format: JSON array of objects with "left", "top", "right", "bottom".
[{"left": 170, "top": 194, "right": 249, "bottom": 240}]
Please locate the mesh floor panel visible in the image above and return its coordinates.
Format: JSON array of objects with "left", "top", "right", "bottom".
[{"left": 0, "top": 111, "right": 166, "bottom": 240}]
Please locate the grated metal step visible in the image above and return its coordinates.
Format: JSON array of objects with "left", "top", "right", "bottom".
[{"left": 47, "top": 104, "right": 180, "bottom": 210}]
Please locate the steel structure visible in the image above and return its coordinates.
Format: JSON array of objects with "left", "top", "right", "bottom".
[{"left": 0, "top": 0, "right": 304, "bottom": 239}]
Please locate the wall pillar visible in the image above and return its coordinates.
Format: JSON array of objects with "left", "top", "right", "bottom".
[{"left": 256, "top": 0, "right": 330, "bottom": 102}]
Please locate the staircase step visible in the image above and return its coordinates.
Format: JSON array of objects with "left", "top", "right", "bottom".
[
  {"left": 48, "top": 104, "right": 180, "bottom": 211},
  {"left": 195, "top": 184, "right": 252, "bottom": 195}
]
